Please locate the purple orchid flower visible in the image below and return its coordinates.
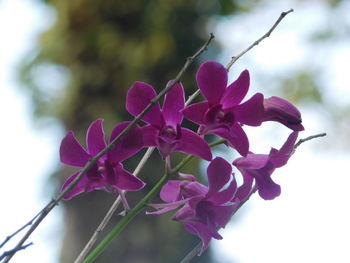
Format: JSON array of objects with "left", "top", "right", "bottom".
[
  {"left": 147, "top": 157, "right": 242, "bottom": 255},
  {"left": 60, "top": 119, "right": 145, "bottom": 200},
  {"left": 263, "top": 96, "right": 304, "bottom": 131},
  {"left": 233, "top": 131, "right": 299, "bottom": 200},
  {"left": 126, "top": 81, "right": 212, "bottom": 160},
  {"left": 182, "top": 61, "right": 264, "bottom": 156}
]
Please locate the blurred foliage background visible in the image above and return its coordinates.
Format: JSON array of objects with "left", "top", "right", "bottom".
[{"left": 18, "top": 0, "right": 348, "bottom": 262}]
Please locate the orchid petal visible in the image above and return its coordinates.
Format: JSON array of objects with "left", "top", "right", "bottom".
[
  {"left": 207, "top": 179, "right": 237, "bottom": 205},
  {"left": 235, "top": 171, "right": 254, "bottom": 201},
  {"left": 113, "top": 164, "right": 145, "bottom": 191},
  {"left": 146, "top": 204, "right": 182, "bottom": 215},
  {"left": 126, "top": 81, "right": 163, "bottom": 127},
  {"left": 174, "top": 199, "right": 200, "bottom": 220},
  {"left": 108, "top": 122, "right": 143, "bottom": 162},
  {"left": 86, "top": 119, "right": 107, "bottom": 156},
  {"left": 255, "top": 175, "right": 281, "bottom": 200},
  {"left": 279, "top": 131, "right": 298, "bottom": 156},
  {"left": 60, "top": 131, "right": 91, "bottom": 167},
  {"left": 207, "top": 157, "right": 232, "bottom": 196},
  {"left": 234, "top": 93, "right": 264, "bottom": 126},
  {"left": 162, "top": 82, "right": 185, "bottom": 126},
  {"left": 182, "top": 102, "right": 209, "bottom": 125},
  {"left": 212, "top": 124, "right": 249, "bottom": 156},
  {"left": 196, "top": 61, "right": 227, "bottom": 104},
  {"left": 175, "top": 128, "right": 212, "bottom": 161},
  {"left": 61, "top": 171, "right": 104, "bottom": 200},
  {"left": 181, "top": 182, "right": 208, "bottom": 197},
  {"left": 233, "top": 153, "right": 269, "bottom": 170},
  {"left": 160, "top": 180, "right": 182, "bottom": 202},
  {"left": 221, "top": 69, "right": 250, "bottom": 108},
  {"left": 184, "top": 221, "right": 220, "bottom": 255},
  {"left": 178, "top": 173, "right": 196, "bottom": 182},
  {"left": 61, "top": 172, "right": 85, "bottom": 200},
  {"left": 270, "top": 131, "right": 298, "bottom": 167},
  {"left": 209, "top": 203, "right": 239, "bottom": 228},
  {"left": 141, "top": 125, "right": 158, "bottom": 147}
]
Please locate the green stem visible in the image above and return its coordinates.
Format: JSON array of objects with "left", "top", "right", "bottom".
[{"left": 83, "top": 139, "right": 226, "bottom": 262}]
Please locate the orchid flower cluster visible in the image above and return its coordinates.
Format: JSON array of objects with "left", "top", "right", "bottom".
[{"left": 60, "top": 61, "right": 303, "bottom": 255}]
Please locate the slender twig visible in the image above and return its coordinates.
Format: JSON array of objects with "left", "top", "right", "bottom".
[
  {"left": 226, "top": 8, "right": 294, "bottom": 72},
  {"left": 0, "top": 208, "right": 43, "bottom": 249},
  {"left": 0, "top": 243, "right": 33, "bottom": 261},
  {"left": 187, "top": 10, "right": 292, "bottom": 105},
  {"left": 179, "top": 131, "right": 326, "bottom": 263},
  {"left": 294, "top": 133, "right": 326, "bottom": 149},
  {"left": 2, "top": 33, "right": 215, "bottom": 263}
]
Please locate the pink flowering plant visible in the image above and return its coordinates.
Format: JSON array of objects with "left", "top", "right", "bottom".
[
  {"left": 1, "top": 10, "right": 326, "bottom": 263},
  {"left": 57, "top": 59, "right": 304, "bottom": 262}
]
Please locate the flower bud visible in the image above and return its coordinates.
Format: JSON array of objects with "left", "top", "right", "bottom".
[{"left": 263, "top": 96, "right": 304, "bottom": 131}]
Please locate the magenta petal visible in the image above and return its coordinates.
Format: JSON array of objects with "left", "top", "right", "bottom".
[
  {"left": 207, "top": 179, "right": 237, "bottom": 205},
  {"left": 209, "top": 203, "right": 238, "bottom": 228},
  {"left": 179, "top": 173, "right": 196, "bottom": 181},
  {"left": 162, "top": 82, "right": 185, "bottom": 126},
  {"left": 61, "top": 171, "right": 104, "bottom": 200},
  {"left": 221, "top": 69, "right": 250, "bottom": 108},
  {"left": 60, "top": 131, "right": 91, "bottom": 167},
  {"left": 255, "top": 175, "right": 281, "bottom": 200},
  {"left": 212, "top": 124, "right": 249, "bottom": 156},
  {"left": 109, "top": 122, "right": 143, "bottom": 162},
  {"left": 174, "top": 201, "right": 198, "bottom": 220},
  {"left": 86, "top": 119, "right": 107, "bottom": 156},
  {"left": 207, "top": 157, "right": 232, "bottom": 195},
  {"left": 160, "top": 180, "right": 182, "bottom": 202},
  {"left": 234, "top": 93, "right": 264, "bottom": 126},
  {"left": 126, "top": 81, "right": 163, "bottom": 127},
  {"left": 175, "top": 128, "right": 212, "bottom": 161},
  {"left": 270, "top": 131, "right": 298, "bottom": 168},
  {"left": 233, "top": 153, "right": 269, "bottom": 170},
  {"left": 141, "top": 125, "right": 158, "bottom": 146},
  {"left": 182, "top": 102, "right": 209, "bottom": 125},
  {"left": 113, "top": 165, "right": 145, "bottom": 191},
  {"left": 183, "top": 221, "right": 218, "bottom": 255},
  {"left": 235, "top": 171, "right": 254, "bottom": 201},
  {"left": 279, "top": 131, "right": 298, "bottom": 156},
  {"left": 146, "top": 203, "right": 183, "bottom": 215},
  {"left": 61, "top": 172, "right": 84, "bottom": 200},
  {"left": 181, "top": 182, "right": 208, "bottom": 197},
  {"left": 196, "top": 61, "right": 227, "bottom": 104}
]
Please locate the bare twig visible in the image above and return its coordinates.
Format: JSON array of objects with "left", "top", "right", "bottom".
[
  {"left": 0, "top": 243, "right": 33, "bottom": 261},
  {"left": 226, "top": 8, "right": 294, "bottom": 71},
  {"left": 0, "top": 208, "right": 43, "bottom": 249},
  {"left": 2, "top": 33, "right": 214, "bottom": 263},
  {"left": 294, "top": 133, "right": 326, "bottom": 149},
  {"left": 179, "top": 131, "right": 326, "bottom": 263},
  {"left": 187, "top": 9, "right": 292, "bottom": 105}
]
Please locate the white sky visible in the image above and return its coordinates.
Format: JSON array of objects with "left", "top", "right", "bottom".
[
  {"left": 0, "top": 0, "right": 61, "bottom": 262},
  {"left": 0, "top": 0, "right": 349, "bottom": 263}
]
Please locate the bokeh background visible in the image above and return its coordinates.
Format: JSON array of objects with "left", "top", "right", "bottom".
[{"left": 1, "top": 0, "right": 349, "bottom": 262}]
